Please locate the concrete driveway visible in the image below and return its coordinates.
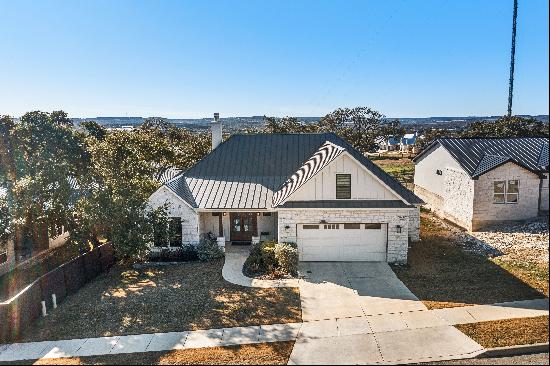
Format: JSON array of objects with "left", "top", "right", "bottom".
[
  {"left": 290, "top": 261, "right": 484, "bottom": 365},
  {"left": 299, "top": 262, "right": 427, "bottom": 321}
]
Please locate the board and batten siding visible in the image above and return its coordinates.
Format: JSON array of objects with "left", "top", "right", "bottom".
[
  {"left": 148, "top": 186, "right": 200, "bottom": 245},
  {"left": 286, "top": 153, "right": 400, "bottom": 201}
]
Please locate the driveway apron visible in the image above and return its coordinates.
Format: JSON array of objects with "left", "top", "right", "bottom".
[{"left": 289, "top": 262, "right": 483, "bottom": 365}]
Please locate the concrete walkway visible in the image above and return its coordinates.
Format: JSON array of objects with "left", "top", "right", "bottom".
[{"left": 1, "top": 248, "right": 546, "bottom": 364}]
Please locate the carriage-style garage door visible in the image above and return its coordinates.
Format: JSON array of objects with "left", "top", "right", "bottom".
[{"left": 297, "top": 223, "right": 387, "bottom": 262}]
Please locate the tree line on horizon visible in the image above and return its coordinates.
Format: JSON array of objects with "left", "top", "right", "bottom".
[{"left": 0, "top": 107, "right": 548, "bottom": 259}]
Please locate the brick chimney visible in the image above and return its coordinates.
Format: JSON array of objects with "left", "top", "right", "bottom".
[{"left": 211, "top": 113, "right": 222, "bottom": 150}]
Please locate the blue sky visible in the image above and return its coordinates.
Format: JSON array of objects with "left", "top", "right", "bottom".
[{"left": 0, "top": 0, "right": 548, "bottom": 118}]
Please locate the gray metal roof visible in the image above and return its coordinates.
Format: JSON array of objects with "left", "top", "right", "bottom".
[
  {"left": 278, "top": 200, "right": 413, "bottom": 209},
  {"left": 165, "top": 133, "right": 423, "bottom": 209},
  {"left": 414, "top": 137, "right": 549, "bottom": 178}
]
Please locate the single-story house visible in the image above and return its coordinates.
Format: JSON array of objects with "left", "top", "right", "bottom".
[
  {"left": 377, "top": 136, "right": 400, "bottom": 151},
  {"left": 413, "top": 137, "right": 549, "bottom": 231},
  {"left": 400, "top": 133, "right": 419, "bottom": 152},
  {"left": 148, "top": 114, "right": 424, "bottom": 263}
]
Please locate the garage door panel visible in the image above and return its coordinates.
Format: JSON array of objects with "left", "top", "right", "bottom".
[{"left": 297, "top": 223, "right": 387, "bottom": 262}]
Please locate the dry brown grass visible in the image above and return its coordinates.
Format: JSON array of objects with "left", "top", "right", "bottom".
[
  {"left": 19, "top": 260, "right": 301, "bottom": 342},
  {"left": 392, "top": 213, "right": 547, "bottom": 309},
  {"left": 1, "top": 342, "right": 295, "bottom": 365},
  {"left": 455, "top": 316, "right": 549, "bottom": 348}
]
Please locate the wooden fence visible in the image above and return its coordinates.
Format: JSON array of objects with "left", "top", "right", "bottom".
[{"left": 0, "top": 243, "right": 115, "bottom": 343}]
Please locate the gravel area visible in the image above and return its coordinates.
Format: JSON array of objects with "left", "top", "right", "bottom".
[{"left": 423, "top": 214, "right": 549, "bottom": 264}]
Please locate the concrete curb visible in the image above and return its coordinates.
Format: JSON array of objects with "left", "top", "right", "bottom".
[{"left": 478, "top": 343, "right": 549, "bottom": 358}]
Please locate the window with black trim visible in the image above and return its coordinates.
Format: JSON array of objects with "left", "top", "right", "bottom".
[
  {"left": 168, "top": 217, "right": 183, "bottom": 247},
  {"left": 336, "top": 174, "right": 351, "bottom": 199}
]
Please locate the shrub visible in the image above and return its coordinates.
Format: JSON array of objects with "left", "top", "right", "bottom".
[
  {"left": 148, "top": 244, "right": 198, "bottom": 262},
  {"left": 274, "top": 242, "right": 299, "bottom": 275},
  {"left": 244, "top": 240, "right": 299, "bottom": 277},
  {"left": 196, "top": 232, "right": 224, "bottom": 261}
]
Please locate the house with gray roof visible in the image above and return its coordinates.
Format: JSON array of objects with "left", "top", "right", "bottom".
[
  {"left": 148, "top": 114, "right": 423, "bottom": 264},
  {"left": 413, "top": 137, "right": 549, "bottom": 231}
]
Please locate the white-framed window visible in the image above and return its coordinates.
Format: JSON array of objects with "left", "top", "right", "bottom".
[
  {"left": 493, "top": 180, "right": 519, "bottom": 204},
  {"left": 336, "top": 174, "right": 351, "bottom": 199}
]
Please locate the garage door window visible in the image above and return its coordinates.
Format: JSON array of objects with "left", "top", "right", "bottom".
[
  {"left": 344, "top": 223, "right": 361, "bottom": 229},
  {"left": 365, "top": 223, "right": 382, "bottom": 230},
  {"left": 336, "top": 174, "right": 351, "bottom": 199},
  {"left": 324, "top": 224, "right": 339, "bottom": 229},
  {"left": 303, "top": 225, "right": 319, "bottom": 229}
]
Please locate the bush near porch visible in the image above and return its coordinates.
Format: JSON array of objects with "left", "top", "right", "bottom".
[{"left": 244, "top": 241, "right": 299, "bottom": 279}]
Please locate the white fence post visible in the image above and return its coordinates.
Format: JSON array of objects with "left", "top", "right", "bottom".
[
  {"left": 41, "top": 301, "right": 47, "bottom": 317},
  {"left": 52, "top": 294, "right": 57, "bottom": 309}
]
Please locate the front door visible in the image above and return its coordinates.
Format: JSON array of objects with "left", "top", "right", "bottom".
[{"left": 229, "top": 212, "right": 258, "bottom": 242}]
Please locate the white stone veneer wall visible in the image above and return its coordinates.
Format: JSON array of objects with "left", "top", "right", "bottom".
[
  {"left": 473, "top": 162, "right": 541, "bottom": 230},
  {"left": 408, "top": 206, "right": 420, "bottom": 242},
  {"left": 277, "top": 209, "right": 413, "bottom": 264},
  {"left": 148, "top": 186, "right": 200, "bottom": 245},
  {"left": 442, "top": 167, "right": 475, "bottom": 230}
]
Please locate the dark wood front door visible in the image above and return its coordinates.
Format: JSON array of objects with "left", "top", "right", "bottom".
[{"left": 229, "top": 212, "right": 258, "bottom": 242}]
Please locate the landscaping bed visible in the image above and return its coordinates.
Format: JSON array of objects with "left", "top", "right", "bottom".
[
  {"left": 1, "top": 341, "right": 295, "bottom": 365},
  {"left": 19, "top": 259, "right": 301, "bottom": 342},
  {"left": 392, "top": 212, "right": 548, "bottom": 309},
  {"left": 455, "top": 316, "right": 549, "bottom": 348}
]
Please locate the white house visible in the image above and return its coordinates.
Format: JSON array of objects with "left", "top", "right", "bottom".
[
  {"left": 148, "top": 114, "right": 424, "bottom": 264},
  {"left": 413, "top": 137, "right": 549, "bottom": 231}
]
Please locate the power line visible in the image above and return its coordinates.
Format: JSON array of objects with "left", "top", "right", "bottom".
[{"left": 507, "top": 0, "right": 518, "bottom": 117}]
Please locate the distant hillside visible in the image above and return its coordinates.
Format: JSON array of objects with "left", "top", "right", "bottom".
[{"left": 72, "top": 114, "right": 549, "bottom": 132}]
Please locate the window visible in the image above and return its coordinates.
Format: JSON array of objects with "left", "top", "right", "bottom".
[
  {"left": 324, "top": 224, "right": 339, "bottom": 229},
  {"left": 365, "top": 223, "right": 382, "bottom": 230},
  {"left": 168, "top": 218, "right": 183, "bottom": 247},
  {"left": 262, "top": 212, "right": 272, "bottom": 216},
  {"left": 507, "top": 180, "right": 519, "bottom": 203},
  {"left": 344, "top": 223, "right": 361, "bottom": 229},
  {"left": 303, "top": 224, "right": 319, "bottom": 230},
  {"left": 336, "top": 174, "right": 351, "bottom": 199},
  {"left": 494, "top": 180, "right": 520, "bottom": 204}
]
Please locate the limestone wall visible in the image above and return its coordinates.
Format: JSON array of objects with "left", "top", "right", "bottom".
[{"left": 277, "top": 209, "right": 413, "bottom": 264}]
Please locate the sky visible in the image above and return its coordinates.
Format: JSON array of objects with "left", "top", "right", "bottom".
[{"left": 0, "top": 0, "right": 548, "bottom": 119}]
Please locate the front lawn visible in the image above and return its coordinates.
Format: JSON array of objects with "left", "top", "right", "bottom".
[
  {"left": 19, "top": 259, "right": 301, "bottom": 342},
  {"left": 455, "top": 316, "right": 549, "bottom": 348},
  {"left": 4, "top": 342, "right": 295, "bottom": 365},
  {"left": 392, "top": 213, "right": 548, "bottom": 309}
]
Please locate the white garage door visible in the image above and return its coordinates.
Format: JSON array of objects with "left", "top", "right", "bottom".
[{"left": 297, "top": 223, "right": 387, "bottom": 262}]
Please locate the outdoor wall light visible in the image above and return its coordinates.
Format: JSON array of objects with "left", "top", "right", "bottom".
[
  {"left": 222, "top": 212, "right": 227, "bottom": 216},
  {"left": 285, "top": 225, "right": 290, "bottom": 230},
  {"left": 396, "top": 225, "right": 402, "bottom": 233}
]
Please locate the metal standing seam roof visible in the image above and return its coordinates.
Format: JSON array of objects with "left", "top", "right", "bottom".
[
  {"left": 414, "top": 137, "right": 550, "bottom": 178},
  {"left": 164, "top": 133, "right": 423, "bottom": 209}
]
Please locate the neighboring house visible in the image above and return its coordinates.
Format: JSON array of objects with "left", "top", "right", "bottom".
[
  {"left": 148, "top": 114, "right": 424, "bottom": 264},
  {"left": 413, "top": 137, "right": 549, "bottom": 231},
  {"left": 377, "top": 136, "right": 400, "bottom": 151},
  {"left": 400, "top": 132, "right": 418, "bottom": 152}
]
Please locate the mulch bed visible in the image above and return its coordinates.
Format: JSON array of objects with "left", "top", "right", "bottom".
[
  {"left": 455, "top": 316, "right": 549, "bottom": 348},
  {"left": 392, "top": 213, "right": 547, "bottom": 309},
  {"left": 18, "top": 259, "right": 301, "bottom": 342},
  {"left": 0, "top": 341, "right": 295, "bottom": 365}
]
